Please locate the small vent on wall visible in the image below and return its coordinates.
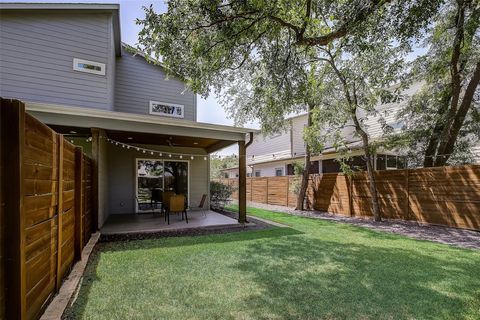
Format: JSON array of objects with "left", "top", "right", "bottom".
[{"left": 73, "top": 58, "right": 106, "bottom": 75}]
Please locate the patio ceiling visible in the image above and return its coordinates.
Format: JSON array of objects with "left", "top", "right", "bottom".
[
  {"left": 106, "top": 130, "right": 223, "bottom": 149},
  {"left": 26, "top": 102, "right": 258, "bottom": 153}
]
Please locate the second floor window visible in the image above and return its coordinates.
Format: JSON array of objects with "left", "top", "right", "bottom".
[
  {"left": 275, "top": 168, "right": 284, "bottom": 176},
  {"left": 150, "top": 101, "right": 185, "bottom": 118},
  {"left": 254, "top": 170, "right": 261, "bottom": 177},
  {"left": 73, "top": 58, "right": 105, "bottom": 76}
]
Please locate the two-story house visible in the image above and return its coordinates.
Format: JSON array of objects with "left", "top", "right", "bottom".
[
  {"left": 223, "top": 82, "right": 480, "bottom": 178},
  {"left": 0, "top": 3, "right": 256, "bottom": 228}
]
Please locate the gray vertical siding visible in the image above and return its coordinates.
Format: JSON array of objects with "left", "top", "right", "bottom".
[
  {"left": 114, "top": 48, "right": 196, "bottom": 121},
  {"left": 0, "top": 11, "right": 114, "bottom": 110}
]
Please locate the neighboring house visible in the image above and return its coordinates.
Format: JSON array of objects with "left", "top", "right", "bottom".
[
  {"left": 0, "top": 3, "right": 255, "bottom": 227},
  {"left": 223, "top": 82, "right": 480, "bottom": 178}
]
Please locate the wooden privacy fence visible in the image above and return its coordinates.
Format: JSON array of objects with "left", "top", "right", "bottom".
[
  {"left": 1, "top": 99, "right": 94, "bottom": 320},
  {"left": 219, "top": 176, "right": 302, "bottom": 208},
  {"left": 216, "top": 165, "right": 480, "bottom": 231}
]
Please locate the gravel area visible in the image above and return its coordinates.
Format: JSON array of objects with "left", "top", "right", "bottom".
[{"left": 246, "top": 201, "right": 480, "bottom": 250}]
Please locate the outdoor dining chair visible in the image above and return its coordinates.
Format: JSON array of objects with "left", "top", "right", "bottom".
[
  {"left": 197, "top": 194, "right": 208, "bottom": 217},
  {"left": 166, "top": 194, "right": 188, "bottom": 224},
  {"left": 161, "top": 191, "right": 175, "bottom": 220},
  {"left": 135, "top": 196, "right": 155, "bottom": 214}
]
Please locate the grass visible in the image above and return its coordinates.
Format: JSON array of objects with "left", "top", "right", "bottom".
[{"left": 65, "top": 207, "right": 480, "bottom": 320}]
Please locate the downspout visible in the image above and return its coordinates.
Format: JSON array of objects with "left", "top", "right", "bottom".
[
  {"left": 245, "top": 132, "right": 254, "bottom": 148},
  {"left": 245, "top": 132, "right": 254, "bottom": 177}
]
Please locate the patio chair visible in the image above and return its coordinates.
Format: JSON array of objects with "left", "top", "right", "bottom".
[
  {"left": 135, "top": 196, "right": 155, "bottom": 214},
  {"left": 167, "top": 194, "right": 187, "bottom": 225},
  {"left": 161, "top": 191, "right": 175, "bottom": 219},
  {"left": 197, "top": 194, "right": 208, "bottom": 217}
]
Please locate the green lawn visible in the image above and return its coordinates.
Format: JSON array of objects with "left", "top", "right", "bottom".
[{"left": 65, "top": 207, "right": 480, "bottom": 320}]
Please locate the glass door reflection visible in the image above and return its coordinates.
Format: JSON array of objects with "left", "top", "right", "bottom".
[{"left": 136, "top": 159, "right": 188, "bottom": 213}]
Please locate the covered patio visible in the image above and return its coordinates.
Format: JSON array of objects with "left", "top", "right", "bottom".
[
  {"left": 26, "top": 102, "right": 256, "bottom": 233},
  {"left": 101, "top": 210, "right": 239, "bottom": 235}
]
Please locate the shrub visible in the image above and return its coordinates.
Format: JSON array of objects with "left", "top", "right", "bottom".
[{"left": 210, "top": 181, "right": 236, "bottom": 210}]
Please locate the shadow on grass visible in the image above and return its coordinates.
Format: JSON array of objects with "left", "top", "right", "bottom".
[
  {"left": 63, "top": 212, "right": 480, "bottom": 320},
  {"left": 233, "top": 235, "right": 480, "bottom": 319},
  {"left": 63, "top": 227, "right": 303, "bottom": 319},
  {"left": 62, "top": 246, "right": 103, "bottom": 320}
]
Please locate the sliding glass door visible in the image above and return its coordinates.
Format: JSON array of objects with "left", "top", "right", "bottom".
[{"left": 136, "top": 159, "right": 189, "bottom": 212}]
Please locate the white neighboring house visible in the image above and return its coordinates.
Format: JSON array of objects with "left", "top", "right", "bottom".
[{"left": 222, "top": 82, "right": 480, "bottom": 178}]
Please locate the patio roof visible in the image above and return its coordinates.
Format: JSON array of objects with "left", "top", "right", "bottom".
[{"left": 26, "top": 102, "right": 258, "bottom": 153}]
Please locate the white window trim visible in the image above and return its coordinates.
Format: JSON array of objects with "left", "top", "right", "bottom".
[
  {"left": 73, "top": 58, "right": 106, "bottom": 75},
  {"left": 149, "top": 101, "right": 185, "bottom": 118}
]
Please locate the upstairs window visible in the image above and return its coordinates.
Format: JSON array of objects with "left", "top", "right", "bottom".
[
  {"left": 73, "top": 58, "right": 105, "bottom": 75},
  {"left": 149, "top": 101, "right": 185, "bottom": 118},
  {"left": 275, "top": 168, "right": 284, "bottom": 176},
  {"left": 254, "top": 170, "right": 261, "bottom": 177}
]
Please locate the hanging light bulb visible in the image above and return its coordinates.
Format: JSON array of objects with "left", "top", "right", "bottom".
[
  {"left": 191, "top": 156, "right": 194, "bottom": 160},
  {"left": 142, "top": 150, "right": 146, "bottom": 153},
  {"left": 179, "top": 155, "right": 183, "bottom": 159},
  {"left": 127, "top": 146, "right": 130, "bottom": 149},
  {"left": 150, "top": 151, "right": 154, "bottom": 155},
  {"left": 136, "top": 148, "right": 140, "bottom": 151},
  {"left": 168, "top": 154, "right": 172, "bottom": 158},
  {"left": 159, "top": 153, "right": 162, "bottom": 156},
  {"left": 204, "top": 156, "right": 207, "bottom": 160}
]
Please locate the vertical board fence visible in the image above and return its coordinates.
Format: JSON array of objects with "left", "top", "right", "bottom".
[
  {"left": 1, "top": 98, "right": 94, "bottom": 320},
  {"left": 215, "top": 164, "right": 480, "bottom": 231}
]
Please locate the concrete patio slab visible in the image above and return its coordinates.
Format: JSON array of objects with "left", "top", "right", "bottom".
[{"left": 100, "top": 210, "right": 239, "bottom": 235}]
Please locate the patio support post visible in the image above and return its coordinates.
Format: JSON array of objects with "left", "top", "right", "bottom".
[
  {"left": 238, "top": 140, "right": 247, "bottom": 223},
  {"left": 91, "top": 128, "right": 110, "bottom": 229}
]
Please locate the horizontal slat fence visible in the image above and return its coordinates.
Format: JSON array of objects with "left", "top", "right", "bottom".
[
  {"left": 1, "top": 98, "right": 94, "bottom": 320},
  {"left": 214, "top": 164, "right": 480, "bottom": 230}
]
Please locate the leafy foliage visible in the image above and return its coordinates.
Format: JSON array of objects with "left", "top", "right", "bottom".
[
  {"left": 210, "top": 181, "right": 236, "bottom": 210},
  {"left": 210, "top": 154, "right": 238, "bottom": 179},
  {"left": 391, "top": 0, "right": 480, "bottom": 166}
]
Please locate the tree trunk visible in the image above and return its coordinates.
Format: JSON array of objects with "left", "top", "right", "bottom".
[
  {"left": 296, "top": 105, "right": 313, "bottom": 210},
  {"left": 296, "top": 151, "right": 311, "bottom": 210},
  {"left": 423, "top": 1, "right": 480, "bottom": 167},
  {"left": 434, "top": 60, "right": 480, "bottom": 166},
  {"left": 351, "top": 110, "right": 382, "bottom": 221}
]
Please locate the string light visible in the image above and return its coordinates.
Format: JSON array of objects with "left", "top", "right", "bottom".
[{"left": 104, "top": 136, "right": 241, "bottom": 161}]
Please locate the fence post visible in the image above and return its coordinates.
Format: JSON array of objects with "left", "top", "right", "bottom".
[
  {"left": 2, "top": 99, "right": 27, "bottom": 320},
  {"left": 56, "top": 135, "right": 64, "bottom": 292},
  {"left": 286, "top": 177, "right": 289, "bottom": 207},
  {"left": 74, "top": 147, "right": 84, "bottom": 261},
  {"left": 348, "top": 175, "right": 354, "bottom": 217},
  {"left": 405, "top": 168, "right": 410, "bottom": 220},
  {"left": 266, "top": 177, "right": 269, "bottom": 204}
]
